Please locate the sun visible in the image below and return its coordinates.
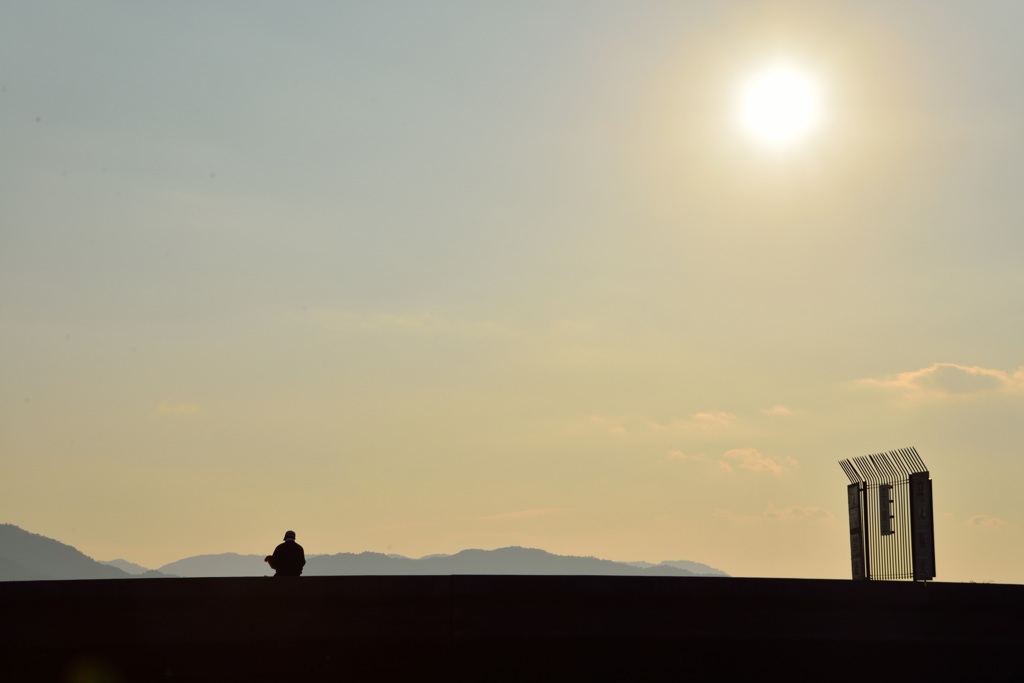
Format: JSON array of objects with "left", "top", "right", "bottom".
[{"left": 738, "top": 62, "right": 823, "bottom": 147}]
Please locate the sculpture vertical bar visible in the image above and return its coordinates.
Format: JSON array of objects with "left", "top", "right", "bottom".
[
  {"left": 847, "top": 482, "right": 867, "bottom": 580},
  {"left": 909, "top": 471, "right": 936, "bottom": 581}
]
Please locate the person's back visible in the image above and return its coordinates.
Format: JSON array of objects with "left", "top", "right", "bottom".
[{"left": 266, "top": 530, "right": 306, "bottom": 577}]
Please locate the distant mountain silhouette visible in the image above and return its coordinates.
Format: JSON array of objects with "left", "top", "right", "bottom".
[
  {"left": 0, "top": 524, "right": 129, "bottom": 581},
  {"left": 99, "top": 559, "right": 173, "bottom": 578},
  {"left": 157, "top": 553, "right": 268, "bottom": 577},
  {"left": 101, "top": 558, "right": 149, "bottom": 575},
  {"left": 0, "top": 555, "right": 48, "bottom": 581},
  {"left": 625, "top": 560, "right": 729, "bottom": 577},
  {"left": 158, "top": 548, "right": 727, "bottom": 578},
  {"left": 2, "top": 523, "right": 729, "bottom": 580},
  {"left": 304, "top": 547, "right": 728, "bottom": 577}
]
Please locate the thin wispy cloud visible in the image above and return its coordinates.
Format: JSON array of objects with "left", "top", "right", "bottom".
[
  {"left": 760, "top": 404, "right": 793, "bottom": 417},
  {"left": 862, "top": 363, "right": 1024, "bottom": 398}
]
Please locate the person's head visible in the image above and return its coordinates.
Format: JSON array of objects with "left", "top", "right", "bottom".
[{"left": 284, "top": 530, "right": 296, "bottom": 541}]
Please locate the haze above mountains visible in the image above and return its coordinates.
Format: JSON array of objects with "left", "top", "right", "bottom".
[{"left": 0, "top": 524, "right": 727, "bottom": 580}]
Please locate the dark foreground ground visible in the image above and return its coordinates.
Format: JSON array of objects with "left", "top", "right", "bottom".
[{"left": 1, "top": 575, "right": 1021, "bottom": 681}]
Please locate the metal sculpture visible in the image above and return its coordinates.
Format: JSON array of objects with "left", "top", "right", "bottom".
[{"left": 839, "top": 448, "right": 935, "bottom": 581}]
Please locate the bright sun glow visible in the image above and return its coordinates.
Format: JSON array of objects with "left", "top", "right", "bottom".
[{"left": 738, "top": 63, "right": 822, "bottom": 147}]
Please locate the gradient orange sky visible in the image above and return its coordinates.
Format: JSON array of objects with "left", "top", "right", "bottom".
[{"left": 2, "top": 1, "right": 1022, "bottom": 582}]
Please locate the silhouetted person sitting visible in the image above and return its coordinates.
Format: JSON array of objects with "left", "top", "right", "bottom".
[{"left": 265, "top": 530, "right": 305, "bottom": 577}]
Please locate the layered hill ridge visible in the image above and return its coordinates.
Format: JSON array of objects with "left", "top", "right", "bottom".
[
  {"left": 102, "top": 559, "right": 150, "bottom": 575},
  {"left": 0, "top": 524, "right": 729, "bottom": 580},
  {"left": 154, "top": 549, "right": 728, "bottom": 578},
  {"left": 0, "top": 524, "right": 129, "bottom": 581},
  {"left": 157, "top": 552, "right": 269, "bottom": 578},
  {"left": 305, "top": 548, "right": 726, "bottom": 577}
]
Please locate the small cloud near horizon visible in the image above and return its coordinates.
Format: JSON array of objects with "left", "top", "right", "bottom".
[
  {"left": 966, "top": 514, "right": 1007, "bottom": 528},
  {"left": 718, "top": 448, "right": 796, "bottom": 475},
  {"left": 692, "top": 411, "right": 737, "bottom": 427},
  {"left": 763, "top": 503, "right": 832, "bottom": 522}
]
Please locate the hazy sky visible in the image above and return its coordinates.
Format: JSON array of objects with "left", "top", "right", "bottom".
[{"left": 2, "top": 1, "right": 1022, "bottom": 582}]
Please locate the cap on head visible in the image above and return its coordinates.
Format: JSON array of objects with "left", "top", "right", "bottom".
[{"left": 284, "top": 530, "right": 296, "bottom": 541}]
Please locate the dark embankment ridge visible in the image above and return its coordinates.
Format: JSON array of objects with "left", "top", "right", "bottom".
[{"left": 2, "top": 575, "right": 1020, "bottom": 681}]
